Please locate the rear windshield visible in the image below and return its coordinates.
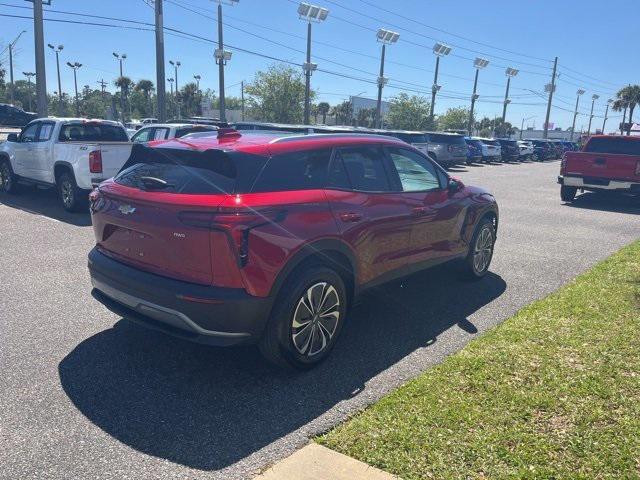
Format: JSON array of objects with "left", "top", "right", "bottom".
[
  {"left": 584, "top": 137, "right": 640, "bottom": 155},
  {"left": 59, "top": 123, "right": 128, "bottom": 142},
  {"left": 428, "top": 134, "right": 464, "bottom": 144},
  {"left": 175, "top": 126, "right": 218, "bottom": 138},
  {"left": 392, "top": 133, "right": 428, "bottom": 144},
  {"left": 480, "top": 139, "right": 500, "bottom": 146},
  {"left": 115, "top": 145, "right": 267, "bottom": 194},
  {"left": 499, "top": 140, "right": 517, "bottom": 146}
]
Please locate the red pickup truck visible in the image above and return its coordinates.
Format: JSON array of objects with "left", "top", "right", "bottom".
[{"left": 558, "top": 135, "right": 640, "bottom": 202}]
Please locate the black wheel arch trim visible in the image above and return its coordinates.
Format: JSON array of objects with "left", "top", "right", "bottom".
[{"left": 53, "top": 161, "right": 75, "bottom": 182}]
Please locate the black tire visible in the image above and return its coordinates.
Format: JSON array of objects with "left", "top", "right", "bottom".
[
  {"left": 0, "top": 159, "right": 19, "bottom": 194},
  {"left": 57, "top": 171, "right": 88, "bottom": 212},
  {"left": 259, "top": 265, "right": 347, "bottom": 370},
  {"left": 560, "top": 185, "right": 577, "bottom": 203},
  {"left": 459, "top": 218, "right": 496, "bottom": 280}
]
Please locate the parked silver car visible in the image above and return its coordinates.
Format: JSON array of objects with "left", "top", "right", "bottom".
[{"left": 424, "top": 132, "right": 468, "bottom": 168}]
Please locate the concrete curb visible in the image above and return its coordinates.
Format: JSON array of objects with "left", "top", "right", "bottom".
[{"left": 255, "top": 443, "right": 398, "bottom": 479}]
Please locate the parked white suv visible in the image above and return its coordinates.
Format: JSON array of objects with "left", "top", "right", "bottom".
[
  {"left": 473, "top": 137, "right": 502, "bottom": 163},
  {"left": 130, "top": 123, "right": 218, "bottom": 143},
  {"left": 0, "top": 118, "right": 132, "bottom": 211},
  {"left": 517, "top": 140, "right": 534, "bottom": 160}
]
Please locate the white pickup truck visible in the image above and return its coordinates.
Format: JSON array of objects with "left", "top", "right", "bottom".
[{"left": 0, "top": 118, "right": 132, "bottom": 211}]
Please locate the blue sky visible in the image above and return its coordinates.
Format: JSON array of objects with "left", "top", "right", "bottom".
[{"left": 1, "top": 0, "right": 638, "bottom": 129}]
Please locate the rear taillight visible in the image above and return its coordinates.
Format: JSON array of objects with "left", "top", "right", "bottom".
[
  {"left": 636, "top": 160, "right": 640, "bottom": 176},
  {"left": 89, "top": 150, "right": 103, "bottom": 173},
  {"left": 179, "top": 207, "right": 287, "bottom": 267}
]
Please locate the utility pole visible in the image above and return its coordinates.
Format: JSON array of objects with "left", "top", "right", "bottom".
[
  {"left": 543, "top": 56, "right": 558, "bottom": 139},
  {"left": 569, "top": 89, "right": 584, "bottom": 141},
  {"left": 66, "top": 62, "right": 82, "bottom": 116},
  {"left": 97, "top": 79, "right": 107, "bottom": 99},
  {"left": 430, "top": 43, "right": 451, "bottom": 120},
  {"left": 47, "top": 44, "right": 64, "bottom": 115},
  {"left": 587, "top": 94, "right": 599, "bottom": 136},
  {"left": 113, "top": 52, "right": 127, "bottom": 123},
  {"left": 23, "top": 72, "right": 36, "bottom": 111},
  {"left": 155, "top": 0, "right": 166, "bottom": 122},
  {"left": 193, "top": 74, "right": 201, "bottom": 92},
  {"left": 241, "top": 80, "right": 245, "bottom": 121},
  {"left": 8, "top": 31, "right": 26, "bottom": 106},
  {"left": 502, "top": 68, "right": 518, "bottom": 123},
  {"left": 33, "top": 0, "right": 48, "bottom": 117},
  {"left": 602, "top": 99, "right": 613, "bottom": 133},
  {"left": 214, "top": 1, "right": 237, "bottom": 123},
  {"left": 468, "top": 58, "right": 489, "bottom": 135}
]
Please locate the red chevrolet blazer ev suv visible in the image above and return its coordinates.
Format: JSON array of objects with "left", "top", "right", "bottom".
[{"left": 88, "top": 130, "right": 499, "bottom": 369}]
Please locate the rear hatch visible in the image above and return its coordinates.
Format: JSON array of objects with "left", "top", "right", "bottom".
[
  {"left": 429, "top": 133, "right": 467, "bottom": 157},
  {"left": 90, "top": 144, "right": 266, "bottom": 285}
]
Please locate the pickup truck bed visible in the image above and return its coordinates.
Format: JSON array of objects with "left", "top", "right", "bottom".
[{"left": 558, "top": 135, "right": 640, "bottom": 202}]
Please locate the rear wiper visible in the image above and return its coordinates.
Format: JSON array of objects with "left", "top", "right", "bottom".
[{"left": 139, "top": 176, "right": 174, "bottom": 190}]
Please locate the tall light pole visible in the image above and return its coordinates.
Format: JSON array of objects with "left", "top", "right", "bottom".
[
  {"left": 214, "top": 0, "right": 239, "bottom": 123},
  {"left": 430, "top": 42, "right": 451, "bottom": 120},
  {"left": 501, "top": 67, "right": 519, "bottom": 123},
  {"left": 374, "top": 29, "right": 400, "bottom": 129},
  {"left": 587, "top": 94, "right": 599, "bottom": 136},
  {"left": 468, "top": 57, "right": 489, "bottom": 135},
  {"left": 47, "top": 44, "right": 64, "bottom": 115},
  {"left": 519, "top": 115, "right": 536, "bottom": 139},
  {"left": 155, "top": 0, "right": 167, "bottom": 122},
  {"left": 241, "top": 80, "right": 245, "bottom": 121},
  {"left": 32, "top": 0, "right": 48, "bottom": 117},
  {"left": 8, "top": 30, "right": 27, "bottom": 106},
  {"left": 168, "top": 77, "right": 174, "bottom": 96},
  {"left": 569, "top": 89, "right": 585, "bottom": 141},
  {"left": 113, "top": 52, "right": 127, "bottom": 122},
  {"left": 193, "top": 74, "right": 201, "bottom": 91},
  {"left": 169, "top": 60, "right": 181, "bottom": 118},
  {"left": 297, "top": 2, "right": 329, "bottom": 125},
  {"left": 602, "top": 98, "right": 613, "bottom": 134},
  {"left": 23, "top": 72, "right": 36, "bottom": 111},
  {"left": 66, "top": 62, "right": 82, "bottom": 116},
  {"left": 543, "top": 56, "right": 558, "bottom": 139}
]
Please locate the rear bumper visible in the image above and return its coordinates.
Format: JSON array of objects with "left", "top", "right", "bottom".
[
  {"left": 558, "top": 175, "right": 640, "bottom": 192},
  {"left": 88, "top": 248, "right": 273, "bottom": 346}
]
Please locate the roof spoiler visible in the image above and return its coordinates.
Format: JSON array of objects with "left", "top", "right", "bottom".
[{"left": 217, "top": 127, "right": 241, "bottom": 139}]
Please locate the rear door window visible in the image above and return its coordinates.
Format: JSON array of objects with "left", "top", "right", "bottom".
[
  {"left": 37, "top": 122, "right": 55, "bottom": 142},
  {"left": 585, "top": 137, "right": 640, "bottom": 155},
  {"left": 337, "top": 146, "right": 391, "bottom": 192},
  {"left": 251, "top": 149, "right": 331, "bottom": 193}
]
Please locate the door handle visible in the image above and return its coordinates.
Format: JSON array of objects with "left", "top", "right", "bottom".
[
  {"left": 339, "top": 212, "right": 363, "bottom": 223},
  {"left": 412, "top": 206, "right": 428, "bottom": 216}
]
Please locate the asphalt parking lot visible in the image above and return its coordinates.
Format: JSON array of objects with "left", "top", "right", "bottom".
[{"left": 1, "top": 159, "right": 639, "bottom": 480}]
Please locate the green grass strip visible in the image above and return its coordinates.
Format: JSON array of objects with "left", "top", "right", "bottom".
[{"left": 318, "top": 241, "right": 640, "bottom": 479}]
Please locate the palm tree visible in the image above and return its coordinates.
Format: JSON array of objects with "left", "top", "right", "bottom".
[
  {"left": 614, "top": 85, "right": 640, "bottom": 135},
  {"left": 317, "top": 102, "right": 330, "bottom": 124},
  {"left": 135, "top": 79, "right": 155, "bottom": 116},
  {"left": 114, "top": 76, "right": 133, "bottom": 121},
  {"left": 611, "top": 98, "right": 628, "bottom": 135}
]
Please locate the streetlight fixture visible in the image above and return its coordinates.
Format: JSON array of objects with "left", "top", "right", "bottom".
[
  {"left": 113, "top": 52, "right": 127, "bottom": 122},
  {"left": 501, "top": 67, "right": 519, "bottom": 123},
  {"left": 602, "top": 98, "right": 613, "bottom": 134},
  {"left": 569, "top": 89, "right": 585, "bottom": 141},
  {"left": 297, "top": 2, "right": 329, "bottom": 125},
  {"left": 374, "top": 28, "right": 400, "bottom": 128},
  {"left": 430, "top": 42, "right": 451, "bottom": 120},
  {"left": 47, "top": 44, "right": 64, "bottom": 115},
  {"left": 169, "top": 60, "right": 181, "bottom": 117},
  {"left": 519, "top": 115, "right": 536, "bottom": 140},
  {"left": 193, "top": 74, "right": 201, "bottom": 91},
  {"left": 167, "top": 77, "right": 174, "bottom": 96},
  {"left": 8, "top": 30, "right": 27, "bottom": 106},
  {"left": 23, "top": 72, "right": 36, "bottom": 112},
  {"left": 65, "top": 62, "right": 82, "bottom": 116},
  {"left": 587, "top": 94, "right": 599, "bottom": 136},
  {"left": 468, "top": 57, "right": 489, "bottom": 134},
  {"left": 212, "top": 0, "right": 239, "bottom": 123}
]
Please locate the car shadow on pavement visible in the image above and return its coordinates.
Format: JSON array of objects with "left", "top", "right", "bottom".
[
  {"left": 0, "top": 188, "right": 91, "bottom": 227},
  {"left": 58, "top": 266, "right": 506, "bottom": 472},
  {"left": 565, "top": 192, "right": 640, "bottom": 215}
]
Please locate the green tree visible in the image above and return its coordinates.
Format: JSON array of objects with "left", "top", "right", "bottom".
[
  {"left": 317, "top": 101, "right": 330, "bottom": 124},
  {"left": 244, "top": 64, "right": 310, "bottom": 123},
  {"left": 614, "top": 84, "right": 640, "bottom": 135},
  {"left": 438, "top": 106, "right": 472, "bottom": 131},
  {"left": 387, "top": 93, "right": 434, "bottom": 130},
  {"left": 135, "top": 79, "right": 155, "bottom": 117},
  {"left": 356, "top": 107, "right": 376, "bottom": 128},
  {"left": 114, "top": 76, "right": 133, "bottom": 120},
  {"left": 331, "top": 101, "right": 352, "bottom": 125},
  {"left": 179, "top": 82, "right": 202, "bottom": 117}
]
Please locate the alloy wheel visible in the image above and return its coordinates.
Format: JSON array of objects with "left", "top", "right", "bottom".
[
  {"left": 61, "top": 180, "right": 74, "bottom": 208},
  {"left": 0, "top": 164, "right": 8, "bottom": 191},
  {"left": 473, "top": 226, "right": 494, "bottom": 274},
  {"left": 291, "top": 282, "right": 340, "bottom": 357}
]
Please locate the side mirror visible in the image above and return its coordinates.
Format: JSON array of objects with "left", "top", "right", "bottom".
[
  {"left": 6, "top": 133, "right": 18, "bottom": 142},
  {"left": 448, "top": 177, "right": 464, "bottom": 194}
]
